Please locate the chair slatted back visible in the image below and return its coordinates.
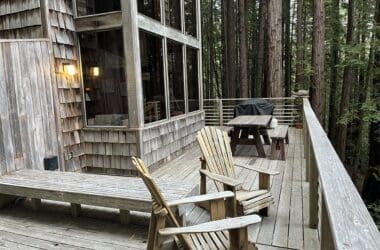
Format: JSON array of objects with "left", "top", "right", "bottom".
[
  {"left": 196, "top": 127, "right": 236, "bottom": 192},
  {"left": 131, "top": 157, "right": 192, "bottom": 249}
]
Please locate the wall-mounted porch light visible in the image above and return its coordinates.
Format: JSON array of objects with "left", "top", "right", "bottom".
[
  {"left": 63, "top": 63, "right": 77, "bottom": 76},
  {"left": 90, "top": 66, "right": 100, "bottom": 77}
]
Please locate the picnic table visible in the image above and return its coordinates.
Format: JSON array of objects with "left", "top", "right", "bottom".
[{"left": 226, "top": 115, "right": 272, "bottom": 158}]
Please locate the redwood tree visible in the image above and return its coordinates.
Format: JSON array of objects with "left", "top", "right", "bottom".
[
  {"left": 310, "top": 0, "right": 325, "bottom": 123},
  {"left": 267, "top": 0, "right": 283, "bottom": 97}
]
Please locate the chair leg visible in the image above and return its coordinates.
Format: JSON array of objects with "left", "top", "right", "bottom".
[
  {"left": 271, "top": 141, "right": 277, "bottom": 160},
  {"left": 229, "top": 227, "right": 248, "bottom": 250}
]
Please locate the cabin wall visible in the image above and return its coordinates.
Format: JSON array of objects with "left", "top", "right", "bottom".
[
  {"left": 47, "top": 0, "right": 84, "bottom": 172},
  {"left": 142, "top": 112, "right": 204, "bottom": 171},
  {"left": 0, "top": 0, "right": 43, "bottom": 38},
  {"left": 0, "top": 40, "right": 60, "bottom": 174},
  {"left": 81, "top": 129, "right": 138, "bottom": 175}
]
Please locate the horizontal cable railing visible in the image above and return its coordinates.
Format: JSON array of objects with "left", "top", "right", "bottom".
[
  {"left": 203, "top": 97, "right": 302, "bottom": 126},
  {"left": 303, "top": 98, "right": 380, "bottom": 249}
]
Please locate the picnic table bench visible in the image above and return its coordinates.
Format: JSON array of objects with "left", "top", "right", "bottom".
[
  {"left": 268, "top": 125, "right": 289, "bottom": 161},
  {"left": 0, "top": 169, "right": 196, "bottom": 224}
]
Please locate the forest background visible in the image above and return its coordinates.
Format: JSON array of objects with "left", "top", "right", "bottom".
[{"left": 200, "top": 0, "right": 380, "bottom": 227}]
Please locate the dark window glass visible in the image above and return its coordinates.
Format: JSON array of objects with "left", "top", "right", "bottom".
[
  {"left": 167, "top": 39, "right": 185, "bottom": 117},
  {"left": 184, "top": 0, "right": 197, "bottom": 37},
  {"left": 80, "top": 30, "right": 128, "bottom": 126},
  {"left": 76, "top": 0, "right": 120, "bottom": 16},
  {"left": 165, "top": 0, "right": 181, "bottom": 30},
  {"left": 137, "top": 0, "right": 161, "bottom": 21},
  {"left": 187, "top": 47, "right": 199, "bottom": 112},
  {"left": 139, "top": 31, "right": 167, "bottom": 123}
]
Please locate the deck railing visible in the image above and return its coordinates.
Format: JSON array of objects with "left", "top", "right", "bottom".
[
  {"left": 303, "top": 98, "right": 380, "bottom": 249},
  {"left": 203, "top": 97, "right": 301, "bottom": 126}
]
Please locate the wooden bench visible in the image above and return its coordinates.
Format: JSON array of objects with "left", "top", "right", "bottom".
[
  {"left": 268, "top": 125, "right": 289, "bottom": 161},
  {"left": 0, "top": 169, "right": 195, "bottom": 224}
]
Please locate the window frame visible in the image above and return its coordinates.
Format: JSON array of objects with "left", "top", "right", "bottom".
[{"left": 73, "top": 0, "right": 202, "bottom": 129}]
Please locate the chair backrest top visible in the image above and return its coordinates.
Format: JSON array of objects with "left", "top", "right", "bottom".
[{"left": 196, "top": 127, "right": 236, "bottom": 192}]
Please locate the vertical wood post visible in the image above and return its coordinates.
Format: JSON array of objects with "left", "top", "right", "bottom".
[
  {"left": 31, "top": 198, "right": 41, "bottom": 211},
  {"left": 218, "top": 99, "right": 224, "bottom": 126},
  {"left": 305, "top": 129, "right": 310, "bottom": 182},
  {"left": 321, "top": 198, "right": 334, "bottom": 250},
  {"left": 71, "top": 203, "right": 81, "bottom": 217},
  {"left": 309, "top": 150, "right": 319, "bottom": 229}
]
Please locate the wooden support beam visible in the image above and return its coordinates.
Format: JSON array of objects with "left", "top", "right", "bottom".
[
  {"left": 120, "top": 209, "right": 131, "bottom": 225},
  {"left": 71, "top": 203, "right": 81, "bottom": 217},
  {"left": 0, "top": 194, "right": 15, "bottom": 208},
  {"left": 75, "top": 11, "right": 122, "bottom": 32},
  {"left": 31, "top": 198, "right": 41, "bottom": 211},
  {"left": 321, "top": 199, "right": 334, "bottom": 250}
]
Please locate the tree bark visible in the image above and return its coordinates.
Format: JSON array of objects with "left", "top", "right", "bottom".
[
  {"left": 327, "top": 0, "right": 340, "bottom": 140},
  {"left": 295, "top": 0, "right": 306, "bottom": 90},
  {"left": 239, "top": 0, "right": 248, "bottom": 98},
  {"left": 223, "top": 0, "right": 237, "bottom": 98},
  {"left": 310, "top": 0, "right": 325, "bottom": 123},
  {"left": 369, "top": 0, "right": 380, "bottom": 168},
  {"left": 335, "top": 0, "right": 356, "bottom": 161},
  {"left": 254, "top": 0, "right": 267, "bottom": 97},
  {"left": 267, "top": 0, "right": 283, "bottom": 97},
  {"left": 284, "top": 0, "right": 292, "bottom": 97}
]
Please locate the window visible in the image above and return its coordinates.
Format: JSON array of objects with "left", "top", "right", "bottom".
[
  {"left": 184, "top": 0, "right": 197, "bottom": 37},
  {"left": 139, "top": 31, "right": 167, "bottom": 123},
  {"left": 76, "top": 0, "right": 121, "bottom": 16},
  {"left": 80, "top": 29, "right": 128, "bottom": 126},
  {"left": 137, "top": 0, "right": 161, "bottom": 21},
  {"left": 165, "top": 0, "right": 181, "bottom": 30},
  {"left": 187, "top": 46, "right": 199, "bottom": 112},
  {"left": 167, "top": 39, "right": 185, "bottom": 117}
]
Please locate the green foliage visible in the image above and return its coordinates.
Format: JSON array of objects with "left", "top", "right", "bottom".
[
  {"left": 367, "top": 200, "right": 380, "bottom": 230},
  {"left": 362, "top": 100, "right": 380, "bottom": 122}
]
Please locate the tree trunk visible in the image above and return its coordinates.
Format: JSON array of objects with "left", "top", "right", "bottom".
[
  {"left": 239, "top": 0, "right": 248, "bottom": 98},
  {"left": 267, "top": 0, "right": 283, "bottom": 97},
  {"left": 255, "top": 0, "right": 267, "bottom": 97},
  {"left": 310, "top": 0, "right": 325, "bottom": 123},
  {"left": 369, "top": 0, "right": 380, "bottom": 169},
  {"left": 284, "top": 0, "right": 292, "bottom": 97},
  {"left": 327, "top": 0, "right": 340, "bottom": 141},
  {"left": 223, "top": 0, "right": 237, "bottom": 98},
  {"left": 296, "top": 0, "right": 306, "bottom": 90},
  {"left": 335, "top": 0, "right": 356, "bottom": 161}
]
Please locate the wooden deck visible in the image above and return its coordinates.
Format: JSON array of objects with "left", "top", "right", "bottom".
[{"left": 0, "top": 128, "right": 319, "bottom": 249}]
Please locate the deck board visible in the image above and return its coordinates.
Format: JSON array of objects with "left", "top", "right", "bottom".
[{"left": 0, "top": 128, "right": 317, "bottom": 249}]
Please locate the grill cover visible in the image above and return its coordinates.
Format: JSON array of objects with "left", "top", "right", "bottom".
[{"left": 233, "top": 99, "right": 274, "bottom": 117}]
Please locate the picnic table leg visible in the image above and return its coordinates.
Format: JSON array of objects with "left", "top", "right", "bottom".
[
  {"left": 261, "top": 129, "right": 271, "bottom": 145},
  {"left": 230, "top": 128, "right": 240, "bottom": 156},
  {"left": 252, "top": 127, "right": 266, "bottom": 157}
]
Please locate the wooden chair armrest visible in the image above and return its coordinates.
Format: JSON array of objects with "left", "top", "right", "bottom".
[
  {"left": 200, "top": 169, "right": 243, "bottom": 187},
  {"left": 234, "top": 163, "right": 280, "bottom": 175},
  {"left": 167, "top": 191, "right": 234, "bottom": 207},
  {"left": 159, "top": 215, "right": 261, "bottom": 236}
]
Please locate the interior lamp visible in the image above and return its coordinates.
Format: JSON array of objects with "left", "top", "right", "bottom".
[
  {"left": 91, "top": 66, "right": 100, "bottom": 77},
  {"left": 63, "top": 63, "right": 77, "bottom": 76}
]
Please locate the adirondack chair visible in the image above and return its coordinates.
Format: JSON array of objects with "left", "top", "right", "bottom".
[
  {"left": 197, "top": 127, "right": 280, "bottom": 217},
  {"left": 131, "top": 157, "right": 262, "bottom": 250}
]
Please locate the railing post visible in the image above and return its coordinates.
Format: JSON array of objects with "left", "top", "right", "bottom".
[
  {"left": 218, "top": 99, "right": 223, "bottom": 126},
  {"left": 321, "top": 197, "right": 334, "bottom": 250},
  {"left": 309, "top": 149, "right": 319, "bottom": 229}
]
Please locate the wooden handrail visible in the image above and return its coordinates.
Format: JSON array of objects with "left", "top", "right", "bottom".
[{"left": 303, "top": 98, "right": 380, "bottom": 249}]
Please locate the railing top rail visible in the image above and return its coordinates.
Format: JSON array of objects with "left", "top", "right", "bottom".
[
  {"left": 204, "top": 97, "right": 297, "bottom": 101},
  {"left": 303, "top": 98, "right": 380, "bottom": 249}
]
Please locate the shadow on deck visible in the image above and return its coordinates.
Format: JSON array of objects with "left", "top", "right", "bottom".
[{"left": 0, "top": 128, "right": 318, "bottom": 250}]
